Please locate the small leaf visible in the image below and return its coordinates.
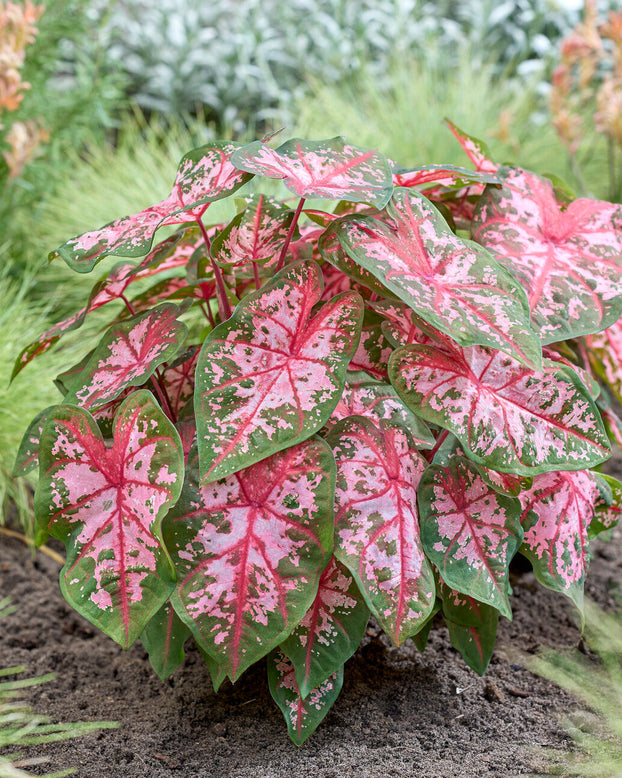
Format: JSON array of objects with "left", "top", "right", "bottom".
[
  {"left": 441, "top": 584, "right": 499, "bottom": 675},
  {"left": 62, "top": 303, "right": 188, "bottom": 411},
  {"left": 333, "top": 188, "right": 541, "bottom": 368},
  {"left": 268, "top": 649, "right": 343, "bottom": 746},
  {"left": 280, "top": 556, "right": 369, "bottom": 697},
  {"left": 444, "top": 120, "right": 498, "bottom": 173},
  {"left": 589, "top": 473, "right": 622, "bottom": 537},
  {"left": 232, "top": 137, "right": 393, "bottom": 208},
  {"left": 165, "top": 439, "right": 334, "bottom": 681},
  {"left": 195, "top": 260, "right": 363, "bottom": 484},
  {"left": 418, "top": 457, "right": 523, "bottom": 619},
  {"left": 472, "top": 167, "right": 622, "bottom": 343},
  {"left": 329, "top": 417, "right": 435, "bottom": 645},
  {"left": 389, "top": 343, "right": 610, "bottom": 475},
  {"left": 34, "top": 390, "right": 184, "bottom": 648},
  {"left": 518, "top": 470, "right": 601, "bottom": 611},
  {"left": 141, "top": 600, "right": 191, "bottom": 680}
]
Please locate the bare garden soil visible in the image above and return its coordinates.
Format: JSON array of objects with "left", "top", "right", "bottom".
[{"left": 2, "top": 498, "right": 621, "bottom": 778}]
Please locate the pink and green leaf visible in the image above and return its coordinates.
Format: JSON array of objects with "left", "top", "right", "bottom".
[
  {"left": 164, "top": 438, "right": 334, "bottom": 681},
  {"left": 62, "top": 303, "right": 188, "bottom": 411},
  {"left": 391, "top": 161, "right": 500, "bottom": 189},
  {"left": 13, "top": 405, "right": 58, "bottom": 477},
  {"left": 418, "top": 457, "right": 523, "bottom": 619},
  {"left": 589, "top": 472, "right": 622, "bottom": 537},
  {"left": 518, "top": 469, "right": 601, "bottom": 610},
  {"left": 195, "top": 260, "right": 363, "bottom": 484},
  {"left": 267, "top": 649, "right": 343, "bottom": 746},
  {"left": 333, "top": 188, "right": 541, "bottom": 368},
  {"left": 389, "top": 343, "right": 610, "bottom": 475},
  {"left": 231, "top": 137, "right": 393, "bottom": 208},
  {"left": 141, "top": 599, "right": 191, "bottom": 680},
  {"left": 444, "top": 120, "right": 498, "bottom": 173},
  {"left": 328, "top": 417, "right": 435, "bottom": 645},
  {"left": 34, "top": 390, "right": 184, "bottom": 648},
  {"left": 440, "top": 583, "right": 499, "bottom": 675},
  {"left": 472, "top": 167, "right": 622, "bottom": 343},
  {"left": 587, "top": 319, "right": 622, "bottom": 404},
  {"left": 279, "top": 556, "right": 369, "bottom": 697}
]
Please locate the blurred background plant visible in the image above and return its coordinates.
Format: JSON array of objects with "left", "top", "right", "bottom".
[{"left": 528, "top": 597, "right": 622, "bottom": 777}]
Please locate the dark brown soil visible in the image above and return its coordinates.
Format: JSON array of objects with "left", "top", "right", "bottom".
[{"left": 2, "top": 505, "right": 621, "bottom": 777}]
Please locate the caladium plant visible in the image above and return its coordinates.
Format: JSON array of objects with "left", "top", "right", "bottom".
[{"left": 15, "top": 128, "right": 622, "bottom": 744}]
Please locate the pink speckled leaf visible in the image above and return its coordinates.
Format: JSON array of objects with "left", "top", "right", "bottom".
[
  {"left": 279, "top": 556, "right": 369, "bottom": 697},
  {"left": 590, "top": 473, "right": 622, "bottom": 537},
  {"left": 141, "top": 599, "right": 191, "bottom": 680},
  {"left": 161, "top": 347, "right": 200, "bottom": 419},
  {"left": 389, "top": 343, "right": 610, "bottom": 475},
  {"left": 195, "top": 260, "right": 363, "bottom": 484},
  {"left": 347, "top": 315, "right": 394, "bottom": 380},
  {"left": 231, "top": 137, "right": 393, "bottom": 208},
  {"left": 444, "top": 120, "right": 498, "bottom": 173},
  {"left": 268, "top": 649, "right": 343, "bottom": 746},
  {"left": 418, "top": 457, "right": 523, "bottom": 619},
  {"left": 164, "top": 439, "right": 334, "bottom": 681},
  {"left": 53, "top": 143, "right": 253, "bottom": 272},
  {"left": 333, "top": 188, "right": 541, "bottom": 368},
  {"left": 587, "top": 319, "right": 622, "bottom": 404},
  {"left": 34, "top": 390, "right": 184, "bottom": 648},
  {"left": 211, "top": 194, "right": 294, "bottom": 268},
  {"left": 472, "top": 167, "right": 622, "bottom": 343},
  {"left": 391, "top": 161, "right": 499, "bottom": 188},
  {"left": 62, "top": 303, "right": 188, "bottom": 411},
  {"left": 328, "top": 417, "right": 435, "bottom": 645},
  {"left": 518, "top": 470, "right": 601, "bottom": 610}
]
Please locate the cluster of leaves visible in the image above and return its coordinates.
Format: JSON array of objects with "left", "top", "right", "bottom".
[{"left": 14, "top": 123, "right": 622, "bottom": 744}]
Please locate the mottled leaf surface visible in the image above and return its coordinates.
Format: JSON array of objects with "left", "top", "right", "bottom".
[
  {"left": 587, "top": 319, "right": 622, "bottom": 404},
  {"left": 329, "top": 417, "right": 435, "bottom": 645},
  {"left": 165, "top": 439, "right": 334, "bottom": 681},
  {"left": 13, "top": 405, "right": 57, "bottom": 477},
  {"left": 590, "top": 473, "right": 622, "bottom": 537},
  {"left": 195, "top": 260, "right": 363, "bottom": 483},
  {"left": 418, "top": 457, "right": 523, "bottom": 618},
  {"left": 62, "top": 303, "right": 188, "bottom": 411},
  {"left": 473, "top": 167, "right": 622, "bottom": 343},
  {"left": 280, "top": 556, "right": 369, "bottom": 697},
  {"left": 391, "top": 162, "right": 499, "bottom": 188},
  {"left": 268, "top": 649, "right": 343, "bottom": 746},
  {"left": 34, "top": 391, "right": 184, "bottom": 648},
  {"left": 232, "top": 137, "right": 393, "bottom": 208},
  {"left": 390, "top": 343, "right": 610, "bottom": 475},
  {"left": 141, "top": 599, "right": 191, "bottom": 680},
  {"left": 334, "top": 188, "right": 541, "bottom": 367},
  {"left": 518, "top": 470, "right": 601, "bottom": 609},
  {"left": 444, "top": 120, "right": 498, "bottom": 173}
]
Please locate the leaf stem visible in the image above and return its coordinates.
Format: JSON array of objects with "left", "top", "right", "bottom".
[
  {"left": 276, "top": 197, "right": 305, "bottom": 272},
  {"left": 253, "top": 261, "right": 261, "bottom": 290},
  {"left": 426, "top": 429, "right": 449, "bottom": 463},
  {"left": 197, "top": 217, "right": 232, "bottom": 321}
]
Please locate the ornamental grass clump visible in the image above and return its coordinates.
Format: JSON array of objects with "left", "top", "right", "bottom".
[{"left": 14, "top": 122, "right": 622, "bottom": 743}]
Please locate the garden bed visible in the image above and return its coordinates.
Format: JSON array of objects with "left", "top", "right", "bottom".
[{"left": 1, "top": 515, "right": 620, "bottom": 778}]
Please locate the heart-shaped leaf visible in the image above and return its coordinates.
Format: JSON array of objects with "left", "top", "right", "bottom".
[
  {"left": 62, "top": 303, "right": 188, "bottom": 411},
  {"left": 268, "top": 649, "right": 343, "bottom": 746},
  {"left": 328, "top": 417, "right": 435, "bottom": 645},
  {"left": 211, "top": 194, "right": 294, "bottom": 268},
  {"left": 518, "top": 469, "right": 601, "bottom": 610},
  {"left": 195, "top": 260, "right": 363, "bottom": 484},
  {"left": 472, "top": 167, "right": 622, "bottom": 343},
  {"left": 34, "top": 390, "right": 184, "bottom": 648},
  {"left": 164, "top": 438, "right": 334, "bottom": 681},
  {"left": 53, "top": 142, "right": 253, "bottom": 272},
  {"left": 279, "top": 556, "right": 369, "bottom": 697},
  {"left": 440, "top": 582, "right": 499, "bottom": 675},
  {"left": 389, "top": 343, "right": 610, "bottom": 475},
  {"left": 141, "top": 599, "right": 191, "bottom": 680},
  {"left": 332, "top": 188, "right": 541, "bottom": 368},
  {"left": 231, "top": 137, "right": 393, "bottom": 208},
  {"left": 418, "top": 457, "right": 523, "bottom": 619}
]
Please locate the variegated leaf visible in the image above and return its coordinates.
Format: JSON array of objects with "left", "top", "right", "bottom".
[
  {"left": 518, "top": 470, "right": 601, "bottom": 610},
  {"left": 587, "top": 319, "right": 622, "bottom": 404},
  {"left": 326, "top": 371, "right": 434, "bottom": 447},
  {"left": 440, "top": 582, "right": 499, "bottom": 675},
  {"left": 160, "top": 347, "right": 200, "bottom": 418},
  {"left": 141, "top": 599, "right": 191, "bottom": 680},
  {"left": 164, "top": 439, "right": 334, "bottom": 681},
  {"left": 328, "top": 417, "right": 435, "bottom": 645},
  {"left": 52, "top": 143, "right": 253, "bottom": 272},
  {"left": 231, "top": 137, "right": 393, "bottom": 208},
  {"left": 347, "top": 313, "right": 393, "bottom": 380},
  {"left": 62, "top": 303, "right": 188, "bottom": 411},
  {"left": 333, "top": 188, "right": 541, "bottom": 368},
  {"left": 195, "top": 260, "right": 363, "bottom": 484},
  {"left": 418, "top": 457, "right": 523, "bottom": 619},
  {"left": 268, "top": 649, "right": 343, "bottom": 746},
  {"left": 590, "top": 472, "right": 622, "bottom": 537},
  {"left": 444, "top": 120, "right": 498, "bottom": 173},
  {"left": 211, "top": 194, "right": 294, "bottom": 267},
  {"left": 13, "top": 405, "right": 57, "bottom": 477},
  {"left": 279, "top": 556, "right": 369, "bottom": 697},
  {"left": 34, "top": 391, "right": 184, "bottom": 648},
  {"left": 391, "top": 161, "right": 499, "bottom": 188},
  {"left": 472, "top": 167, "right": 622, "bottom": 343},
  {"left": 389, "top": 343, "right": 610, "bottom": 475}
]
